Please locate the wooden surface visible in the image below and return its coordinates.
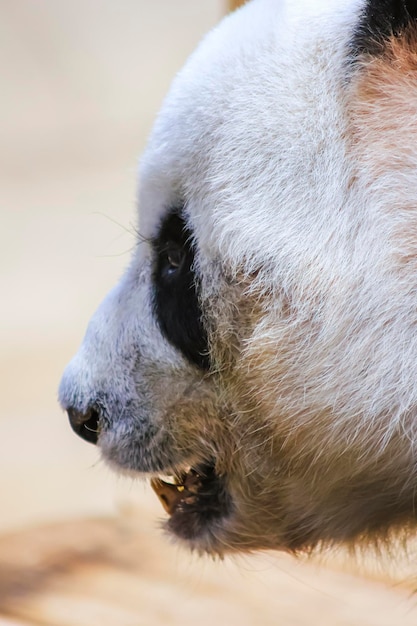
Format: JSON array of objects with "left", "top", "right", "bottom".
[{"left": 1, "top": 513, "right": 417, "bottom": 626}]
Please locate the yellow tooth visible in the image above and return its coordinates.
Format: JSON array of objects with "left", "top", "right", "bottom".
[{"left": 150, "top": 478, "right": 185, "bottom": 515}]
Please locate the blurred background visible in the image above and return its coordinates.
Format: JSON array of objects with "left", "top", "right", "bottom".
[{"left": 2, "top": 1, "right": 417, "bottom": 624}]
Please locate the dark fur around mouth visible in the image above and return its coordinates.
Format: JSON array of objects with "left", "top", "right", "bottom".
[{"left": 151, "top": 462, "right": 232, "bottom": 543}]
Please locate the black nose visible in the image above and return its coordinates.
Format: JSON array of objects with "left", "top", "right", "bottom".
[{"left": 67, "top": 406, "right": 101, "bottom": 444}]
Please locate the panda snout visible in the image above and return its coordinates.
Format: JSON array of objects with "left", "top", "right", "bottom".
[{"left": 67, "top": 405, "right": 101, "bottom": 444}]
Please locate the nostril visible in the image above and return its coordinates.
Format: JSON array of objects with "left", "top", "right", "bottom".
[{"left": 67, "top": 406, "right": 101, "bottom": 445}]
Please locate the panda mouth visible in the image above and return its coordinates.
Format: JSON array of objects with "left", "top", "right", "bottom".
[{"left": 150, "top": 461, "right": 232, "bottom": 543}]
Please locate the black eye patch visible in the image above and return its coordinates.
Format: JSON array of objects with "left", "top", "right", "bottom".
[{"left": 152, "top": 211, "right": 210, "bottom": 371}]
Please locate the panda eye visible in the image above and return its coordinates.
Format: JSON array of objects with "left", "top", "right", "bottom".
[{"left": 162, "top": 243, "right": 186, "bottom": 277}]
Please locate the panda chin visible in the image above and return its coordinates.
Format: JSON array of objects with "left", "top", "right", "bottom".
[{"left": 151, "top": 461, "right": 232, "bottom": 548}]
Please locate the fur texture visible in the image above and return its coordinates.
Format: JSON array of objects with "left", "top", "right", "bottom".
[{"left": 60, "top": 0, "right": 417, "bottom": 555}]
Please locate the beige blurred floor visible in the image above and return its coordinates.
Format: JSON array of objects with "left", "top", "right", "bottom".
[{"left": 1, "top": 2, "right": 417, "bottom": 624}]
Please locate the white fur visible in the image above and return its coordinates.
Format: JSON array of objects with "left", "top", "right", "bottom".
[{"left": 60, "top": 0, "right": 417, "bottom": 553}]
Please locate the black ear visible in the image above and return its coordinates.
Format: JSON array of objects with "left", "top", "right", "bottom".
[{"left": 352, "top": 0, "right": 417, "bottom": 56}]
